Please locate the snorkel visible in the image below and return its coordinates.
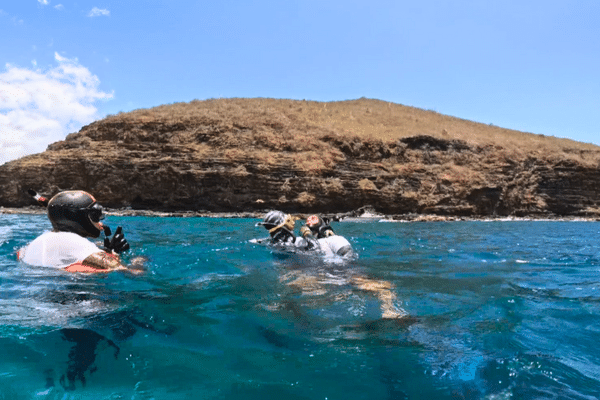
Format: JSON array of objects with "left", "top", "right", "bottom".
[{"left": 27, "top": 188, "right": 49, "bottom": 207}]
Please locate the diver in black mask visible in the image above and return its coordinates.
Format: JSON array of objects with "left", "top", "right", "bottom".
[
  {"left": 255, "top": 211, "right": 353, "bottom": 257},
  {"left": 300, "top": 214, "right": 353, "bottom": 257},
  {"left": 255, "top": 210, "right": 318, "bottom": 250},
  {"left": 18, "top": 190, "right": 142, "bottom": 273}
]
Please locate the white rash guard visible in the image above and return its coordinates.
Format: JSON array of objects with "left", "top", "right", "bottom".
[{"left": 17, "top": 231, "right": 102, "bottom": 268}]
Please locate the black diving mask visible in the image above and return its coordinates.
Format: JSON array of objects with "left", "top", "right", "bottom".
[
  {"left": 87, "top": 203, "right": 105, "bottom": 223},
  {"left": 270, "top": 227, "right": 295, "bottom": 244}
]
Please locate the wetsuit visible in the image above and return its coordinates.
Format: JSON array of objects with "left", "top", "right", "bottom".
[{"left": 270, "top": 233, "right": 316, "bottom": 250}]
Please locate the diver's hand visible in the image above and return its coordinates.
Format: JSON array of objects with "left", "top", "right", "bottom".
[
  {"left": 300, "top": 225, "right": 313, "bottom": 238},
  {"left": 300, "top": 225, "right": 318, "bottom": 249},
  {"left": 104, "top": 226, "right": 130, "bottom": 254}
]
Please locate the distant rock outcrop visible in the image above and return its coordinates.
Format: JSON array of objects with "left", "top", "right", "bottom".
[{"left": 2, "top": 98, "right": 600, "bottom": 218}]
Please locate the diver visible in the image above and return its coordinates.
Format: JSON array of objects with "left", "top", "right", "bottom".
[
  {"left": 255, "top": 210, "right": 407, "bottom": 319},
  {"left": 255, "top": 210, "right": 318, "bottom": 250},
  {"left": 304, "top": 214, "right": 335, "bottom": 238},
  {"left": 17, "top": 190, "right": 142, "bottom": 273},
  {"left": 300, "top": 214, "right": 353, "bottom": 257},
  {"left": 255, "top": 211, "right": 353, "bottom": 257}
]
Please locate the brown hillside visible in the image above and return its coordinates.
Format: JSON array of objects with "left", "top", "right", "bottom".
[
  {"left": 2, "top": 98, "right": 600, "bottom": 218},
  {"left": 105, "top": 97, "right": 600, "bottom": 163}
]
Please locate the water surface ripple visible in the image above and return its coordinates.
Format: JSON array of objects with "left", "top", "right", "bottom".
[{"left": 1, "top": 215, "right": 599, "bottom": 399}]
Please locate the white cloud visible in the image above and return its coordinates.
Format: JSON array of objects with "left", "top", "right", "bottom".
[
  {"left": 88, "top": 7, "right": 110, "bottom": 17},
  {"left": 0, "top": 52, "right": 113, "bottom": 165},
  {"left": 37, "top": 0, "right": 49, "bottom": 5},
  {"left": 54, "top": 4, "right": 64, "bottom": 10}
]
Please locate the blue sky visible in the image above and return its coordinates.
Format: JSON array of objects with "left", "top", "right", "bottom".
[{"left": 1, "top": 1, "right": 599, "bottom": 164}]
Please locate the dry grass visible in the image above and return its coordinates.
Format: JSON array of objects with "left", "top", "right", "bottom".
[
  {"left": 102, "top": 97, "right": 600, "bottom": 165},
  {"left": 358, "top": 178, "right": 378, "bottom": 191}
]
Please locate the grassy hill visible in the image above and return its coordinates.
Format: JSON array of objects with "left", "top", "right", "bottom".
[{"left": 104, "top": 97, "right": 600, "bottom": 164}]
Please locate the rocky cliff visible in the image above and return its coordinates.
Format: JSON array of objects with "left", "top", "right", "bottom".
[{"left": 2, "top": 98, "right": 600, "bottom": 218}]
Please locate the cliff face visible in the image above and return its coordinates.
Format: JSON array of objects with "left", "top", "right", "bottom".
[{"left": 2, "top": 98, "right": 600, "bottom": 218}]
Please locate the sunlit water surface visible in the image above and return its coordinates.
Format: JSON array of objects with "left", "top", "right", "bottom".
[{"left": 1, "top": 215, "right": 600, "bottom": 399}]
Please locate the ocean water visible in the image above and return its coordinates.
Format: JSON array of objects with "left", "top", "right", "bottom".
[{"left": 1, "top": 215, "right": 600, "bottom": 399}]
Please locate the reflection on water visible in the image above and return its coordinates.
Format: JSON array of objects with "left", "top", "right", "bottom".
[{"left": 1, "top": 216, "right": 600, "bottom": 399}]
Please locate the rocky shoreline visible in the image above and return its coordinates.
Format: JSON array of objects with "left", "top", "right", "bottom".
[{"left": 3, "top": 206, "right": 598, "bottom": 223}]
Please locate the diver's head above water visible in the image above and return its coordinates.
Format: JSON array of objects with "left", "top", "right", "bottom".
[
  {"left": 305, "top": 214, "right": 335, "bottom": 239},
  {"left": 257, "top": 210, "right": 297, "bottom": 244},
  {"left": 47, "top": 190, "right": 106, "bottom": 238}
]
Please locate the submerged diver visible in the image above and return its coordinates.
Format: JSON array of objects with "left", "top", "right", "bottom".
[
  {"left": 18, "top": 190, "right": 142, "bottom": 273},
  {"left": 255, "top": 210, "right": 406, "bottom": 319}
]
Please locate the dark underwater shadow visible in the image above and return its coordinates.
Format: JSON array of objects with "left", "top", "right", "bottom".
[
  {"left": 57, "top": 328, "right": 119, "bottom": 391},
  {"left": 21, "top": 280, "right": 180, "bottom": 392}
]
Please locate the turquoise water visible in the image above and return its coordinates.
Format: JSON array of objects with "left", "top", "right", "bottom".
[{"left": 1, "top": 215, "right": 600, "bottom": 399}]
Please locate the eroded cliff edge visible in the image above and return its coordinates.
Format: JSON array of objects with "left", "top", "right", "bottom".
[{"left": 2, "top": 98, "right": 600, "bottom": 218}]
